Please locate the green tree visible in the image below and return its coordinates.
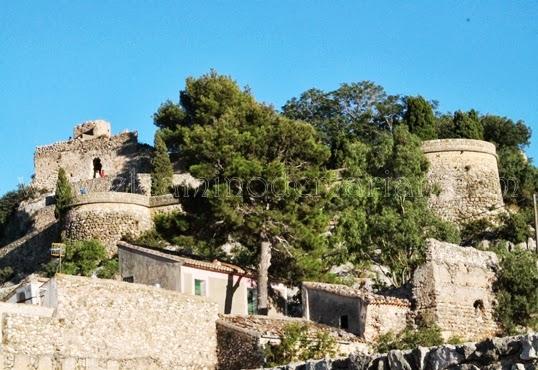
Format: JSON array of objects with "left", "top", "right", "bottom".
[
  {"left": 481, "top": 115, "right": 530, "bottom": 148},
  {"left": 286, "top": 84, "right": 459, "bottom": 287},
  {"left": 452, "top": 110, "right": 484, "bottom": 140},
  {"left": 155, "top": 72, "right": 333, "bottom": 314},
  {"left": 403, "top": 96, "right": 437, "bottom": 140},
  {"left": 151, "top": 132, "right": 174, "bottom": 196},
  {"left": 282, "top": 82, "right": 404, "bottom": 167},
  {"left": 494, "top": 247, "right": 538, "bottom": 334},
  {"left": 54, "top": 168, "right": 74, "bottom": 219},
  {"left": 265, "top": 323, "right": 337, "bottom": 366},
  {"left": 43, "top": 239, "right": 109, "bottom": 277}
]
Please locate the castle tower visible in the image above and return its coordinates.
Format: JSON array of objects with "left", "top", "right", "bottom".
[
  {"left": 32, "top": 120, "right": 151, "bottom": 192},
  {"left": 422, "top": 139, "right": 505, "bottom": 224}
]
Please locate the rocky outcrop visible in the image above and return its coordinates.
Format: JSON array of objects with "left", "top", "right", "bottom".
[{"left": 268, "top": 333, "right": 538, "bottom": 370}]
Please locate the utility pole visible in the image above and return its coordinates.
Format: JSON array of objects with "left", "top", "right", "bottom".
[{"left": 528, "top": 196, "right": 538, "bottom": 329}]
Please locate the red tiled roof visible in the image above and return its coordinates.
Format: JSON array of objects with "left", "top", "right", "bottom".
[
  {"left": 302, "top": 281, "right": 410, "bottom": 307},
  {"left": 117, "top": 241, "right": 254, "bottom": 277},
  {"left": 219, "top": 314, "right": 364, "bottom": 343}
]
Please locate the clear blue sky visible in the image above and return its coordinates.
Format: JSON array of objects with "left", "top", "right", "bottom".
[{"left": 1, "top": 1, "right": 537, "bottom": 195}]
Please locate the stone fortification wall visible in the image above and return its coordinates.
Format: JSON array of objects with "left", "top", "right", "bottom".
[
  {"left": 422, "top": 139, "right": 505, "bottom": 224},
  {"left": 0, "top": 274, "right": 219, "bottom": 369},
  {"left": 217, "top": 321, "right": 265, "bottom": 370},
  {"left": 0, "top": 221, "right": 60, "bottom": 273},
  {"left": 413, "top": 239, "right": 499, "bottom": 341},
  {"left": 33, "top": 130, "right": 152, "bottom": 192},
  {"left": 63, "top": 192, "right": 182, "bottom": 254},
  {"left": 267, "top": 334, "right": 538, "bottom": 370}
]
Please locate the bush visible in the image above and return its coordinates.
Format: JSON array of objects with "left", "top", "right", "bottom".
[
  {"left": 265, "top": 323, "right": 338, "bottom": 366},
  {"left": 43, "top": 239, "right": 109, "bottom": 277},
  {"left": 0, "top": 266, "right": 14, "bottom": 284},
  {"left": 493, "top": 247, "right": 538, "bottom": 334},
  {"left": 375, "top": 322, "right": 443, "bottom": 353},
  {"left": 97, "top": 258, "right": 119, "bottom": 279}
]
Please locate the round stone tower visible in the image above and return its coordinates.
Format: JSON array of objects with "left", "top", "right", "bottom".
[{"left": 422, "top": 139, "right": 505, "bottom": 224}]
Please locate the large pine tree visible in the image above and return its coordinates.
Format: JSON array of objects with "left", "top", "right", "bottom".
[{"left": 154, "top": 71, "right": 333, "bottom": 313}]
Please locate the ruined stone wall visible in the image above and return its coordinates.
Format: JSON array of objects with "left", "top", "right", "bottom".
[
  {"left": 422, "top": 139, "right": 505, "bottom": 224},
  {"left": 63, "top": 192, "right": 182, "bottom": 254},
  {"left": 413, "top": 239, "right": 499, "bottom": 341},
  {"left": 363, "top": 302, "right": 410, "bottom": 342},
  {"left": 1, "top": 274, "right": 219, "bottom": 369},
  {"left": 33, "top": 131, "right": 152, "bottom": 192}
]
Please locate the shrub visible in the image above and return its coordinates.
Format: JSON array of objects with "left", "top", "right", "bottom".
[
  {"left": 43, "top": 239, "right": 108, "bottom": 277},
  {"left": 265, "top": 323, "right": 338, "bottom": 366},
  {"left": 0, "top": 266, "right": 14, "bottom": 283},
  {"left": 97, "top": 258, "right": 119, "bottom": 279},
  {"left": 493, "top": 247, "right": 538, "bottom": 334},
  {"left": 375, "top": 322, "right": 443, "bottom": 353},
  {"left": 151, "top": 132, "right": 174, "bottom": 196}
]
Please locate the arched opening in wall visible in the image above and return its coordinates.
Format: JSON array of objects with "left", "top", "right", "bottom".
[
  {"left": 93, "top": 158, "right": 103, "bottom": 178},
  {"left": 474, "top": 299, "right": 485, "bottom": 315}
]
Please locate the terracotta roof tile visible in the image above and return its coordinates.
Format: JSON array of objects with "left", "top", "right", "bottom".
[
  {"left": 117, "top": 241, "right": 254, "bottom": 277},
  {"left": 303, "top": 281, "right": 410, "bottom": 307}
]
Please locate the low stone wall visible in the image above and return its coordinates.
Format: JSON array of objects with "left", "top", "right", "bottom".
[
  {"left": 267, "top": 333, "right": 538, "bottom": 370},
  {"left": 217, "top": 321, "right": 264, "bottom": 370},
  {"left": 1, "top": 274, "right": 219, "bottom": 369},
  {"left": 64, "top": 192, "right": 182, "bottom": 254},
  {"left": 0, "top": 353, "right": 165, "bottom": 369}
]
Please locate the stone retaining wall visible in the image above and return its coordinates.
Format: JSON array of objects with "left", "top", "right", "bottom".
[
  {"left": 1, "top": 274, "right": 219, "bottom": 369},
  {"left": 422, "top": 139, "right": 505, "bottom": 224}
]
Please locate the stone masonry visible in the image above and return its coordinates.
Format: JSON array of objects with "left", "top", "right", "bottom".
[
  {"left": 0, "top": 274, "right": 219, "bottom": 369},
  {"left": 33, "top": 121, "right": 152, "bottom": 192},
  {"left": 267, "top": 333, "right": 538, "bottom": 370},
  {"left": 413, "top": 239, "right": 499, "bottom": 341},
  {"left": 63, "top": 192, "right": 182, "bottom": 254},
  {"left": 422, "top": 139, "right": 505, "bottom": 224}
]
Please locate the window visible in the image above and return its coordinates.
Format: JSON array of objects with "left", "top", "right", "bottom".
[
  {"left": 17, "top": 292, "right": 26, "bottom": 303},
  {"left": 123, "top": 276, "right": 134, "bottom": 283},
  {"left": 247, "top": 288, "right": 258, "bottom": 315},
  {"left": 194, "top": 279, "right": 206, "bottom": 296},
  {"left": 340, "top": 315, "right": 349, "bottom": 330}
]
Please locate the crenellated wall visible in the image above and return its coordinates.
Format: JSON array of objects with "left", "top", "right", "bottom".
[{"left": 422, "top": 139, "right": 505, "bottom": 224}]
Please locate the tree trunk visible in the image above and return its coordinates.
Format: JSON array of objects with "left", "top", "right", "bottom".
[{"left": 257, "top": 240, "right": 272, "bottom": 315}]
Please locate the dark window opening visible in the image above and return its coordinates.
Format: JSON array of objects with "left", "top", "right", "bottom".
[
  {"left": 123, "top": 276, "right": 134, "bottom": 283},
  {"left": 93, "top": 158, "right": 103, "bottom": 178},
  {"left": 17, "top": 292, "right": 26, "bottom": 303},
  {"left": 340, "top": 315, "right": 349, "bottom": 330},
  {"left": 474, "top": 299, "right": 485, "bottom": 313}
]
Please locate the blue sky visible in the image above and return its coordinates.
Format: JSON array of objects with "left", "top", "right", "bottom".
[{"left": 1, "top": 1, "right": 537, "bottom": 194}]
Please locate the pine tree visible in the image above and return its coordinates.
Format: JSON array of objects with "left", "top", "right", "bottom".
[
  {"left": 151, "top": 132, "right": 174, "bottom": 196},
  {"left": 403, "top": 96, "right": 437, "bottom": 140},
  {"left": 54, "top": 167, "right": 74, "bottom": 219}
]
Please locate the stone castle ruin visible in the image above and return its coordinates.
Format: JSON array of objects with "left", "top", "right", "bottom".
[
  {"left": 32, "top": 120, "right": 152, "bottom": 193},
  {"left": 422, "top": 138, "right": 505, "bottom": 224}
]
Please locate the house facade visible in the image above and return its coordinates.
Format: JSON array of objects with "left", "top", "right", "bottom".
[
  {"left": 302, "top": 281, "right": 411, "bottom": 341},
  {"left": 118, "top": 241, "right": 259, "bottom": 315}
]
